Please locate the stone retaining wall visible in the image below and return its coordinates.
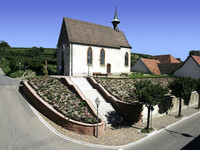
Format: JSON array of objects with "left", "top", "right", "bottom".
[
  {"left": 87, "top": 77, "right": 143, "bottom": 123},
  {"left": 87, "top": 77, "right": 199, "bottom": 123},
  {"left": 23, "top": 80, "right": 104, "bottom": 136},
  {"left": 142, "top": 92, "right": 199, "bottom": 121}
]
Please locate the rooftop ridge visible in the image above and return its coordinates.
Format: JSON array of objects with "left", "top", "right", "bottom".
[{"left": 64, "top": 17, "right": 113, "bottom": 30}]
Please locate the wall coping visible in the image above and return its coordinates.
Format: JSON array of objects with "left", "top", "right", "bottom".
[
  {"left": 23, "top": 81, "right": 103, "bottom": 127},
  {"left": 62, "top": 77, "right": 105, "bottom": 126}
]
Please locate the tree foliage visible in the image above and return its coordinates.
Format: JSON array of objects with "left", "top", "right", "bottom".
[
  {"left": 189, "top": 50, "right": 200, "bottom": 56},
  {"left": 0, "top": 41, "right": 10, "bottom": 49},
  {"left": 134, "top": 80, "right": 168, "bottom": 130},
  {"left": 134, "top": 80, "right": 168, "bottom": 107},
  {"left": 168, "top": 77, "right": 196, "bottom": 116}
]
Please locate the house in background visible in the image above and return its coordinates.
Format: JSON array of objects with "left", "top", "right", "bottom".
[
  {"left": 172, "top": 55, "right": 200, "bottom": 79},
  {"left": 152, "top": 54, "right": 181, "bottom": 64},
  {"left": 131, "top": 54, "right": 182, "bottom": 75},
  {"left": 57, "top": 9, "right": 131, "bottom": 76}
]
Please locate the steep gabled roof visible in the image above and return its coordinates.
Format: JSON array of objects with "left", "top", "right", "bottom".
[
  {"left": 58, "top": 17, "right": 131, "bottom": 49},
  {"left": 158, "top": 63, "right": 183, "bottom": 74},
  {"left": 140, "top": 58, "right": 161, "bottom": 75},
  {"left": 170, "top": 55, "right": 200, "bottom": 75},
  {"left": 152, "top": 54, "right": 181, "bottom": 64},
  {"left": 192, "top": 55, "right": 200, "bottom": 66}
]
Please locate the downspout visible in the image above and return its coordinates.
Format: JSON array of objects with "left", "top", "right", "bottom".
[{"left": 70, "top": 43, "right": 73, "bottom": 76}]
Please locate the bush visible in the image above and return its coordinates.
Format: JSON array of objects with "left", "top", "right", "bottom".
[
  {"left": 0, "top": 57, "right": 11, "bottom": 75},
  {"left": 10, "top": 70, "right": 24, "bottom": 78},
  {"left": 47, "top": 64, "right": 57, "bottom": 75},
  {"left": 23, "top": 70, "right": 36, "bottom": 77}
]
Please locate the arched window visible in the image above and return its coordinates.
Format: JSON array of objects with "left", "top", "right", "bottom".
[
  {"left": 100, "top": 49, "right": 105, "bottom": 65},
  {"left": 125, "top": 52, "right": 129, "bottom": 66},
  {"left": 87, "top": 47, "right": 93, "bottom": 64}
]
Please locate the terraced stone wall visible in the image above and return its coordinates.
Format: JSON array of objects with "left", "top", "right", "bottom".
[
  {"left": 22, "top": 81, "right": 104, "bottom": 136},
  {"left": 87, "top": 77, "right": 143, "bottom": 123}
]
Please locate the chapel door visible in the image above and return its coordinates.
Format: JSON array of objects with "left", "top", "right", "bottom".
[{"left": 107, "top": 63, "right": 111, "bottom": 73}]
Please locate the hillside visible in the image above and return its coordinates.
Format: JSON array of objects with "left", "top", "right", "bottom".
[
  {"left": 0, "top": 47, "right": 57, "bottom": 76},
  {"left": 131, "top": 53, "right": 152, "bottom": 67}
]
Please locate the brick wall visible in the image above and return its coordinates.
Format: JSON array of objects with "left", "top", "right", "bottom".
[
  {"left": 23, "top": 81, "right": 104, "bottom": 136},
  {"left": 87, "top": 77, "right": 143, "bottom": 123}
]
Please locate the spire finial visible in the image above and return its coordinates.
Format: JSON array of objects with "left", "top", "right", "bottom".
[
  {"left": 114, "top": 7, "right": 118, "bottom": 19},
  {"left": 111, "top": 7, "right": 120, "bottom": 32}
]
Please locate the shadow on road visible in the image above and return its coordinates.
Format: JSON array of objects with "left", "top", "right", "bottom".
[
  {"left": 181, "top": 135, "right": 200, "bottom": 150},
  {"left": 164, "top": 128, "right": 196, "bottom": 138}
]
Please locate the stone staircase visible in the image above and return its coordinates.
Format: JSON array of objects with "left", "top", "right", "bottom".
[{"left": 70, "top": 77, "right": 119, "bottom": 125}]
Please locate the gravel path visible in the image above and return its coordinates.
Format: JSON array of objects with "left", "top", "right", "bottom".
[{"left": 38, "top": 104, "right": 200, "bottom": 146}]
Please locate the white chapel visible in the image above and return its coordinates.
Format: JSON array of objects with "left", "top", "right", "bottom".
[{"left": 57, "top": 9, "right": 131, "bottom": 76}]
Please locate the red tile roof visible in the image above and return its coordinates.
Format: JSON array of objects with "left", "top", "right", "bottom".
[
  {"left": 192, "top": 55, "right": 200, "bottom": 66},
  {"left": 140, "top": 58, "right": 161, "bottom": 75},
  {"left": 152, "top": 54, "right": 181, "bottom": 64}
]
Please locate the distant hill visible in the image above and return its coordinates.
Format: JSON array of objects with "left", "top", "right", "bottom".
[
  {"left": 0, "top": 47, "right": 57, "bottom": 75},
  {"left": 131, "top": 53, "right": 152, "bottom": 67}
]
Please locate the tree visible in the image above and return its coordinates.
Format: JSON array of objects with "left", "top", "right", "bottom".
[
  {"left": 196, "top": 78, "right": 200, "bottom": 109},
  {"left": 0, "top": 41, "right": 10, "bottom": 49},
  {"left": 189, "top": 50, "right": 200, "bottom": 56},
  {"left": 168, "top": 77, "right": 196, "bottom": 117},
  {"left": 134, "top": 80, "right": 168, "bottom": 130}
]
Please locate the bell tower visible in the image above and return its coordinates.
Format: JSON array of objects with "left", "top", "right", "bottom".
[{"left": 111, "top": 7, "right": 120, "bottom": 32}]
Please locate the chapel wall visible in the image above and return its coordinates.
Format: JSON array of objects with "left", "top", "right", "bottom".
[{"left": 71, "top": 44, "right": 131, "bottom": 76}]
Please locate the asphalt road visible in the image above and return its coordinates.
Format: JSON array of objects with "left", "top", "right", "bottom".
[
  {"left": 0, "top": 69, "right": 108, "bottom": 150},
  {"left": 125, "top": 112, "right": 200, "bottom": 150},
  {"left": 0, "top": 68, "right": 200, "bottom": 150}
]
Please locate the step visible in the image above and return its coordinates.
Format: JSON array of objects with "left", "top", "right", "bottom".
[{"left": 70, "top": 77, "right": 116, "bottom": 124}]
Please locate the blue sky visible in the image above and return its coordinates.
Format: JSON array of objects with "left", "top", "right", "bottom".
[{"left": 1, "top": 0, "right": 200, "bottom": 60}]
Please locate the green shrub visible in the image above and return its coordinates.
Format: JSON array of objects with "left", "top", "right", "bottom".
[
  {"left": 23, "top": 70, "right": 36, "bottom": 77},
  {"left": 10, "top": 70, "right": 24, "bottom": 78},
  {"left": 47, "top": 64, "right": 57, "bottom": 75},
  {"left": 0, "top": 57, "right": 11, "bottom": 75}
]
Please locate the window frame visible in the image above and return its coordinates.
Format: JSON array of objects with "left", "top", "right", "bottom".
[
  {"left": 87, "top": 47, "right": 93, "bottom": 65},
  {"left": 100, "top": 49, "right": 105, "bottom": 65},
  {"left": 125, "top": 52, "right": 129, "bottom": 66}
]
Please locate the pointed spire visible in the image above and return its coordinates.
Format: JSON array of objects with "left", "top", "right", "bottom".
[{"left": 111, "top": 7, "right": 120, "bottom": 32}]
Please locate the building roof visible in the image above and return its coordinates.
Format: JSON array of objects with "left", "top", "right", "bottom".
[
  {"left": 60, "top": 17, "right": 131, "bottom": 49},
  {"left": 152, "top": 54, "right": 181, "bottom": 64},
  {"left": 158, "top": 63, "right": 183, "bottom": 74},
  {"left": 140, "top": 58, "right": 161, "bottom": 75},
  {"left": 169, "top": 55, "right": 200, "bottom": 75},
  {"left": 139, "top": 55, "right": 182, "bottom": 75},
  {"left": 192, "top": 55, "right": 200, "bottom": 66}
]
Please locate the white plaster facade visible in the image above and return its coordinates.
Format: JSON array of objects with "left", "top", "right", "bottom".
[
  {"left": 57, "top": 43, "right": 131, "bottom": 76},
  {"left": 173, "top": 56, "right": 200, "bottom": 79}
]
